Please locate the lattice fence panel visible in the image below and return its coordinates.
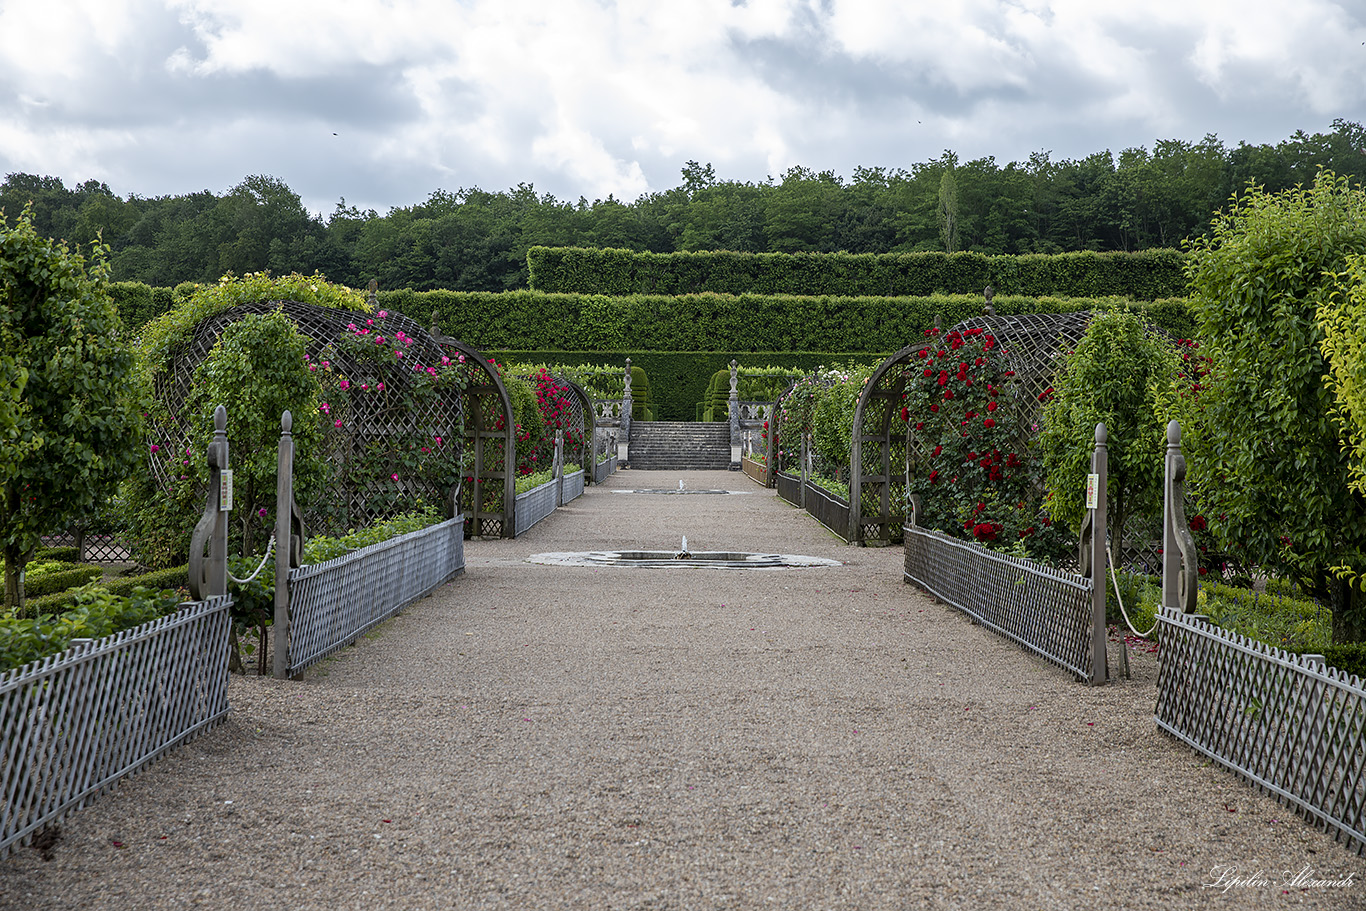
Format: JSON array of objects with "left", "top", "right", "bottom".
[
  {"left": 1156, "top": 607, "right": 1366, "bottom": 854},
  {"left": 285, "top": 518, "right": 464, "bottom": 675},
  {"left": 563, "top": 469, "right": 586, "bottom": 504},
  {"left": 146, "top": 300, "right": 464, "bottom": 540},
  {"left": 905, "top": 525, "right": 1095, "bottom": 680},
  {"left": 514, "top": 479, "right": 559, "bottom": 536},
  {"left": 1, "top": 596, "right": 231, "bottom": 857}
]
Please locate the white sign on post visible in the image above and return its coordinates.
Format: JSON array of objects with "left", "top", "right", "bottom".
[
  {"left": 1085, "top": 473, "right": 1099, "bottom": 510},
  {"left": 219, "top": 469, "right": 234, "bottom": 512}
]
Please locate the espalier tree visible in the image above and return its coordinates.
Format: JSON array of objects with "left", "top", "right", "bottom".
[
  {"left": 0, "top": 209, "right": 140, "bottom": 614},
  {"left": 1182, "top": 171, "right": 1366, "bottom": 643}
]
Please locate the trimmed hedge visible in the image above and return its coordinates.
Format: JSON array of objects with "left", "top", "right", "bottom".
[
  {"left": 383, "top": 288, "right": 1195, "bottom": 356},
  {"left": 33, "top": 546, "right": 79, "bottom": 563},
  {"left": 108, "top": 281, "right": 177, "bottom": 331},
  {"left": 526, "top": 247, "right": 1187, "bottom": 301},
  {"left": 22, "top": 564, "right": 189, "bottom": 618},
  {"left": 22, "top": 563, "right": 104, "bottom": 598},
  {"left": 490, "top": 350, "right": 885, "bottom": 422},
  {"left": 1324, "top": 643, "right": 1366, "bottom": 680}
]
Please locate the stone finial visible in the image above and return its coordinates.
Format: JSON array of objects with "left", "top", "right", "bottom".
[
  {"left": 214, "top": 404, "right": 227, "bottom": 433},
  {"left": 281, "top": 410, "right": 293, "bottom": 434}
]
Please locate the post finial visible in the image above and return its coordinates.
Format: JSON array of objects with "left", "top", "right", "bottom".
[
  {"left": 282, "top": 410, "right": 293, "bottom": 433},
  {"left": 214, "top": 404, "right": 227, "bottom": 433},
  {"left": 1095, "top": 422, "right": 1107, "bottom": 445},
  {"left": 1167, "top": 419, "right": 1181, "bottom": 445}
]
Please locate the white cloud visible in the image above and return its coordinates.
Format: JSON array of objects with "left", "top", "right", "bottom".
[{"left": 0, "top": 0, "right": 1362, "bottom": 211}]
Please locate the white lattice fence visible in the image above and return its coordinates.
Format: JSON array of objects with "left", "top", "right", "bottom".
[
  {"left": 514, "top": 478, "right": 559, "bottom": 535},
  {"left": 563, "top": 469, "right": 585, "bottom": 504},
  {"left": 1156, "top": 607, "right": 1366, "bottom": 854},
  {"left": 286, "top": 517, "right": 464, "bottom": 675},
  {"left": 904, "top": 525, "right": 1096, "bottom": 680},
  {"left": 1, "top": 597, "right": 232, "bottom": 857}
]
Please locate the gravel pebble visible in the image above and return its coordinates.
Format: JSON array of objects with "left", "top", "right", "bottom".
[{"left": 3, "top": 469, "right": 1363, "bottom": 910}]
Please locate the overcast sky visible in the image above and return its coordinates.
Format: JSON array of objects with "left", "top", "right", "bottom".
[{"left": 2, "top": 0, "right": 1364, "bottom": 218}]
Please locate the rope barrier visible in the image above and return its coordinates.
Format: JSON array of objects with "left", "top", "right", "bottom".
[
  {"left": 1107, "top": 542, "right": 1159, "bottom": 638},
  {"left": 227, "top": 535, "right": 275, "bottom": 585}
]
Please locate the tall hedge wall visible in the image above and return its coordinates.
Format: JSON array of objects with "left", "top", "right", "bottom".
[
  {"left": 490, "top": 350, "right": 886, "bottom": 423},
  {"left": 526, "top": 247, "right": 1187, "bottom": 301},
  {"left": 380, "top": 288, "right": 1195, "bottom": 354},
  {"left": 108, "top": 281, "right": 178, "bottom": 331}
]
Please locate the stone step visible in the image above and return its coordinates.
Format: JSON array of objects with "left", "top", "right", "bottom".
[{"left": 627, "top": 421, "right": 733, "bottom": 470}]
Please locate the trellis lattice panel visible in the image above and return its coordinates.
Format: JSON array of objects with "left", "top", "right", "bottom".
[
  {"left": 514, "top": 479, "right": 559, "bottom": 536},
  {"left": 563, "top": 470, "right": 585, "bottom": 504},
  {"left": 39, "top": 531, "right": 131, "bottom": 564},
  {"left": 1155, "top": 607, "right": 1366, "bottom": 854},
  {"left": 806, "top": 481, "right": 852, "bottom": 543},
  {"left": 1, "top": 596, "right": 232, "bottom": 857},
  {"left": 286, "top": 518, "right": 464, "bottom": 676},
  {"left": 904, "top": 525, "right": 1095, "bottom": 681}
]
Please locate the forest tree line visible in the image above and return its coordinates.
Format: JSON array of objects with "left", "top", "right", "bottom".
[{"left": 2, "top": 119, "right": 1363, "bottom": 293}]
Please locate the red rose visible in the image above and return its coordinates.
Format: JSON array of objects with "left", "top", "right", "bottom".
[
  {"left": 930, "top": 404, "right": 939, "bottom": 413},
  {"left": 987, "top": 401, "right": 998, "bottom": 412},
  {"left": 983, "top": 418, "right": 996, "bottom": 428},
  {"left": 899, "top": 406, "right": 909, "bottom": 421},
  {"left": 932, "top": 444, "right": 943, "bottom": 456}
]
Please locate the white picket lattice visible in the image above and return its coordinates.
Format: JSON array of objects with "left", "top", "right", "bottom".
[
  {"left": 514, "top": 478, "right": 559, "bottom": 535},
  {"left": 563, "top": 469, "right": 585, "bottom": 504},
  {"left": 1156, "top": 606, "right": 1366, "bottom": 854},
  {"left": 1, "top": 597, "right": 232, "bottom": 857},
  {"left": 286, "top": 517, "right": 465, "bottom": 675},
  {"left": 905, "top": 525, "right": 1096, "bottom": 681}
]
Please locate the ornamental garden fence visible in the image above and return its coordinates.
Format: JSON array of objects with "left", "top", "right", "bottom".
[
  {"left": 284, "top": 517, "right": 465, "bottom": 676},
  {"left": 1, "top": 595, "right": 233, "bottom": 858},
  {"left": 1155, "top": 606, "right": 1365, "bottom": 855},
  {"left": 776, "top": 471, "right": 853, "bottom": 544}
]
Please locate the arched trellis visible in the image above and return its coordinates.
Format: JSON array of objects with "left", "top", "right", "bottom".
[
  {"left": 517, "top": 369, "right": 593, "bottom": 481},
  {"left": 850, "top": 311, "right": 1098, "bottom": 546},
  {"left": 148, "top": 299, "right": 465, "bottom": 539},
  {"left": 429, "top": 330, "right": 517, "bottom": 539}
]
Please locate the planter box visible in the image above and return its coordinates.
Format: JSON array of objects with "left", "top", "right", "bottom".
[
  {"left": 742, "top": 457, "right": 768, "bottom": 486},
  {"left": 805, "top": 480, "right": 852, "bottom": 543},
  {"left": 2, "top": 596, "right": 233, "bottom": 857},
  {"left": 286, "top": 517, "right": 464, "bottom": 675},
  {"left": 514, "top": 477, "right": 559, "bottom": 535},
  {"left": 563, "top": 469, "right": 585, "bottom": 503},
  {"left": 776, "top": 472, "right": 801, "bottom": 506},
  {"left": 593, "top": 455, "right": 617, "bottom": 484}
]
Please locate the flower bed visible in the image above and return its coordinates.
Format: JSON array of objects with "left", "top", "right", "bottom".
[
  {"left": 1, "top": 595, "right": 232, "bottom": 857},
  {"left": 514, "top": 476, "right": 560, "bottom": 535}
]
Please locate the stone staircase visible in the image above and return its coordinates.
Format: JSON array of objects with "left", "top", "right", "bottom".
[{"left": 627, "top": 421, "right": 733, "bottom": 470}]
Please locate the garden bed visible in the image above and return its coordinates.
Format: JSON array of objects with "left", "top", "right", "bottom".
[
  {"left": 1, "top": 595, "right": 232, "bottom": 857},
  {"left": 742, "top": 455, "right": 768, "bottom": 486}
]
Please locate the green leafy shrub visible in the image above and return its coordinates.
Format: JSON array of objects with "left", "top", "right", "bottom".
[
  {"left": 1323, "top": 643, "right": 1366, "bottom": 679},
  {"left": 18, "top": 561, "right": 103, "bottom": 599},
  {"left": 33, "top": 546, "right": 79, "bottom": 563},
  {"left": 0, "top": 585, "right": 182, "bottom": 672},
  {"left": 526, "top": 247, "right": 1187, "bottom": 300}
]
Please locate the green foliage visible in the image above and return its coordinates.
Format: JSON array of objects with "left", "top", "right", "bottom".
[
  {"left": 22, "top": 564, "right": 189, "bottom": 617},
  {"left": 0, "top": 208, "right": 141, "bottom": 612},
  {"left": 16, "top": 561, "right": 103, "bottom": 599},
  {"left": 302, "top": 508, "right": 445, "bottom": 565},
  {"left": 1319, "top": 253, "right": 1366, "bottom": 496},
  {"left": 1037, "top": 310, "right": 1180, "bottom": 533},
  {"left": 0, "top": 585, "right": 182, "bottom": 672},
  {"left": 107, "top": 281, "right": 176, "bottom": 330},
  {"left": 1323, "top": 643, "right": 1366, "bottom": 680},
  {"left": 387, "top": 287, "right": 1191, "bottom": 361},
  {"left": 137, "top": 270, "right": 367, "bottom": 382},
  {"left": 1181, "top": 171, "right": 1366, "bottom": 640},
  {"left": 187, "top": 310, "right": 325, "bottom": 555},
  {"left": 527, "top": 247, "right": 1188, "bottom": 300},
  {"left": 33, "top": 546, "right": 79, "bottom": 563},
  {"left": 811, "top": 365, "right": 875, "bottom": 478},
  {"left": 1198, "top": 582, "right": 1332, "bottom": 654},
  {"left": 904, "top": 327, "right": 1069, "bottom": 558}
]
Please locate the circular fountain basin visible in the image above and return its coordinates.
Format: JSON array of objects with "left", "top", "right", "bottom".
[
  {"left": 610, "top": 489, "right": 750, "bottom": 495},
  {"left": 528, "top": 551, "right": 842, "bottom": 569}
]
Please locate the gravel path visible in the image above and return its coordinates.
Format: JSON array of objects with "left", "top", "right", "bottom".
[{"left": 3, "top": 470, "right": 1364, "bottom": 910}]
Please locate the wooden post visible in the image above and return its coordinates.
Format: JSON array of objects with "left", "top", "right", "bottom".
[
  {"left": 188, "top": 405, "right": 230, "bottom": 601},
  {"left": 273, "top": 411, "right": 294, "bottom": 679},
  {"left": 1089, "top": 423, "right": 1110, "bottom": 686},
  {"left": 1162, "top": 420, "right": 1181, "bottom": 611}
]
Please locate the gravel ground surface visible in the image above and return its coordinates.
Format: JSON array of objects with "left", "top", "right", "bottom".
[{"left": 3, "top": 469, "right": 1364, "bottom": 910}]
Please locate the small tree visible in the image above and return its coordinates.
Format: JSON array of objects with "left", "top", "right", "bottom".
[
  {"left": 1183, "top": 171, "right": 1366, "bottom": 642},
  {"left": 1037, "top": 309, "right": 1179, "bottom": 544},
  {"left": 0, "top": 209, "right": 140, "bottom": 614}
]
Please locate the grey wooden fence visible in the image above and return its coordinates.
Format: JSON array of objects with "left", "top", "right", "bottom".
[
  {"left": 904, "top": 526, "right": 1096, "bottom": 681},
  {"left": 1155, "top": 606, "right": 1365, "bottom": 854},
  {"left": 515, "top": 477, "right": 560, "bottom": 533},
  {"left": 1, "top": 596, "right": 232, "bottom": 857},
  {"left": 284, "top": 517, "right": 465, "bottom": 676},
  {"left": 563, "top": 468, "right": 585, "bottom": 504}
]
